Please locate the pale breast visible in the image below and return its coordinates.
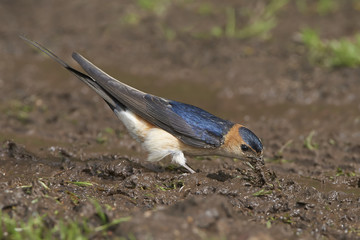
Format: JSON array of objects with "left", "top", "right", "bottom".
[
  {"left": 113, "top": 109, "right": 153, "bottom": 142},
  {"left": 113, "top": 108, "right": 217, "bottom": 161}
]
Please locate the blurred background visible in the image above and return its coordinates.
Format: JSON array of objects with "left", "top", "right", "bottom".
[{"left": 1, "top": 0, "right": 360, "bottom": 239}]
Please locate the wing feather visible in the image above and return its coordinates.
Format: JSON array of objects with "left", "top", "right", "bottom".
[
  {"left": 73, "top": 53, "right": 217, "bottom": 148},
  {"left": 72, "top": 53, "right": 229, "bottom": 148},
  {"left": 20, "top": 36, "right": 231, "bottom": 149}
]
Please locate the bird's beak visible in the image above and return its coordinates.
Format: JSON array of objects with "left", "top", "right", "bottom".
[
  {"left": 257, "top": 156, "right": 264, "bottom": 165},
  {"left": 249, "top": 156, "right": 264, "bottom": 165}
]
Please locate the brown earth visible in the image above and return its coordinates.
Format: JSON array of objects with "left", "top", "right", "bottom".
[{"left": 1, "top": 0, "right": 360, "bottom": 239}]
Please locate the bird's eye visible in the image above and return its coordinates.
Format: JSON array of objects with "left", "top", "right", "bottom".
[{"left": 241, "top": 144, "right": 249, "bottom": 151}]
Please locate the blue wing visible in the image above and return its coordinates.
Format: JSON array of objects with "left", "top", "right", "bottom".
[
  {"left": 71, "top": 53, "right": 235, "bottom": 149},
  {"left": 169, "top": 101, "right": 234, "bottom": 147},
  {"left": 65, "top": 52, "right": 235, "bottom": 149}
]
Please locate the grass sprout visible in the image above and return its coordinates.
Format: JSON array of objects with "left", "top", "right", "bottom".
[
  {"left": 335, "top": 167, "right": 356, "bottom": 177},
  {"left": 304, "top": 130, "right": 319, "bottom": 150},
  {"left": 301, "top": 28, "right": 360, "bottom": 68},
  {"left": 236, "top": 18, "right": 276, "bottom": 40},
  {"left": 66, "top": 191, "right": 80, "bottom": 205},
  {"left": 192, "top": 0, "right": 288, "bottom": 40},
  {"left": 66, "top": 181, "right": 94, "bottom": 187},
  {"left": 236, "top": 0, "right": 289, "bottom": 39},
  {"left": 38, "top": 179, "right": 50, "bottom": 190},
  {"left": 0, "top": 210, "right": 130, "bottom": 239},
  {"left": 225, "top": 7, "right": 236, "bottom": 38},
  {"left": 91, "top": 199, "right": 107, "bottom": 224},
  {"left": 197, "top": 3, "right": 215, "bottom": 16},
  {"left": 253, "top": 189, "right": 272, "bottom": 197},
  {"left": 94, "top": 217, "right": 132, "bottom": 232},
  {"left": 266, "top": 139, "right": 293, "bottom": 164},
  {"left": 137, "top": 0, "right": 171, "bottom": 16},
  {"left": 295, "top": 0, "right": 338, "bottom": 15},
  {"left": 317, "top": 0, "right": 338, "bottom": 15},
  {"left": 156, "top": 185, "right": 168, "bottom": 191}
]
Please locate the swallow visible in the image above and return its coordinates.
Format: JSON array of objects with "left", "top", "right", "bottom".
[{"left": 21, "top": 36, "right": 263, "bottom": 173}]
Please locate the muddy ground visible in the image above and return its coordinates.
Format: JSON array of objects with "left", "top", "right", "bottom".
[{"left": 1, "top": 0, "right": 360, "bottom": 239}]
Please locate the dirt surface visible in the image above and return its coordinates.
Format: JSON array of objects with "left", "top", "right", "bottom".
[{"left": 1, "top": 0, "right": 360, "bottom": 239}]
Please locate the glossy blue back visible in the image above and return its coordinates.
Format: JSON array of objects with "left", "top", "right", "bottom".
[{"left": 170, "top": 101, "right": 234, "bottom": 145}]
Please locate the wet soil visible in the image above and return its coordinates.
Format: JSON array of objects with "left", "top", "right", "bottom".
[{"left": 1, "top": 0, "right": 360, "bottom": 239}]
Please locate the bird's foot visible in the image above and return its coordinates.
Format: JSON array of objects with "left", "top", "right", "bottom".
[{"left": 182, "top": 163, "right": 196, "bottom": 174}]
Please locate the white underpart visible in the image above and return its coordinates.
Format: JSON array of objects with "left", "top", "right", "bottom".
[
  {"left": 144, "top": 128, "right": 185, "bottom": 165},
  {"left": 113, "top": 108, "right": 187, "bottom": 167},
  {"left": 113, "top": 108, "right": 148, "bottom": 142}
]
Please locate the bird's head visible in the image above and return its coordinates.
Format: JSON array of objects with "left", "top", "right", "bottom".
[{"left": 221, "top": 124, "right": 264, "bottom": 164}]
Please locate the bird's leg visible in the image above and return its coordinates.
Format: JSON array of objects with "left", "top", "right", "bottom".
[
  {"left": 183, "top": 163, "right": 196, "bottom": 174},
  {"left": 172, "top": 151, "right": 196, "bottom": 174}
]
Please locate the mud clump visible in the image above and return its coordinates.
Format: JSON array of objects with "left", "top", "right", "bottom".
[{"left": 1, "top": 140, "right": 360, "bottom": 239}]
